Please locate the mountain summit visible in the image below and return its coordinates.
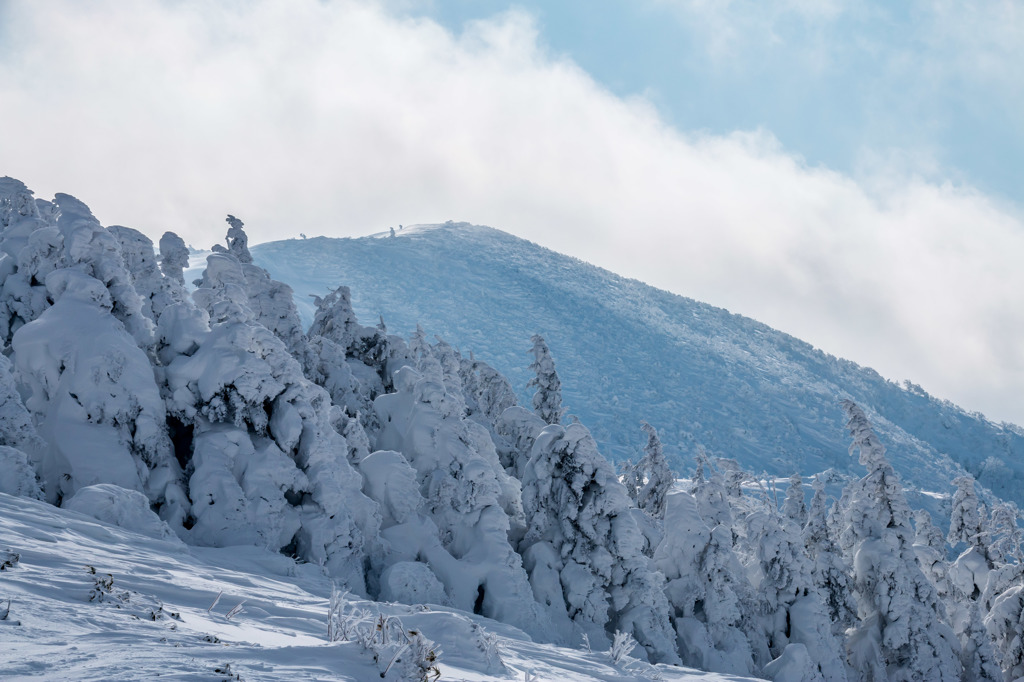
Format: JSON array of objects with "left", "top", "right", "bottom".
[{"left": 253, "top": 222, "right": 1024, "bottom": 505}]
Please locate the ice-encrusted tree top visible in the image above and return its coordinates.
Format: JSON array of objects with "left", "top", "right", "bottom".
[
  {"left": 225, "top": 214, "right": 252, "bottom": 263},
  {"left": 624, "top": 421, "right": 673, "bottom": 520},
  {"left": 948, "top": 474, "right": 990, "bottom": 556},
  {"left": 308, "top": 286, "right": 360, "bottom": 351},
  {"left": 528, "top": 334, "right": 563, "bottom": 425},
  {"left": 782, "top": 472, "right": 807, "bottom": 526},
  {"left": 158, "top": 231, "right": 190, "bottom": 284},
  {"left": 839, "top": 400, "right": 962, "bottom": 681}
]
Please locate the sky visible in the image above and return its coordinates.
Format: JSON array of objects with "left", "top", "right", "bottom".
[{"left": 1, "top": 0, "right": 1023, "bottom": 425}]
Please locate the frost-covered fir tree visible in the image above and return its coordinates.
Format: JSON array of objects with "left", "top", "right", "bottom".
[
  {"left": 158, "top": 231, "right": 190, "bottom": 285},
  {"left": 782, "top": 472, "right": 808, "bottom": 527},
  {"left": 199, "top": 218, "right": 314, "bottom": 371},
  {"left": 626, "top": 422, "right": 674, "bottom": 520},
  {"left": 164, "top": 247, "right": 382, "bottom": 593},
  {"left": 307, "top": 285, "right": 398, "bottom": 399},
  {"left": 985, "top": 578, "right": 1024, "bottom": 680},
  {"left": 690, "top": 448, "right": 734, "bottom": 531},
  {"left": 373, "top": 365, "right": 546, "bottom": 640},
  {"left": 839, "top": 400, "right": 961, "bottom": 682},
  {"left": 913, "top": 509, "right": 953, "bottom": 602},
  {"left": 958, "top": 599, "right": 1002, "bottom": 682},
  {"left": 108, "top": 226, "right": 191, "bottom": 325},
  {"left": 948, "top": 475, "right": 996, "bottom": 602},
  {"left": 528, "top": 334, "right": 564, "bottom": 425},
  {"left": 654, "top": 490, "right": 754, "bottom": 675},
  {"left": 746, "top": 508, "right": 847, "bottom": 681},
  {"left": 803, "top": 476, "right": 857, "bottom": 638},
  {"left": 518, "top": 421, "right": 679, "bottom": 663},
  {"left": 224, "top": 214, "right": 252, "bottom": 263},
  {"left": 460, "top": 353, "right": 519, "bottom": 439},
  {"left": 0, "top": 354, "right": 45, "bottom": 499},
  {"left": 990, "top": 502, "right": 1024, "bottom": 567},
  {"left": 6, "top": 192, "right": 187, "bottom": 522}
]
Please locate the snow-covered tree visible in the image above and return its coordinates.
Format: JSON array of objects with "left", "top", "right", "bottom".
[
  {"left": 225, "top": 214, "right": 252, "bottom": 263},
  {"left": 690, "top": 448, "right": 733, "bottom": 531},
  {"left": 958, "top": 599, "right": 1002, "bottom": 682},
  {"left": 913, "top": 509, "right": 953, "bottom": 602},
  {"left": 158, "top": 231, "right": 190, "bottom": 285},
  {"left": 949, "top": 475, "right": 991, "bottom": 555},
  {"left": 51, "top": 194, "right": 155, "bottom": 349},
  {"left": 528, "top": 334, "right": 564, "bottom": 425},
  {"left": 985, "top": 584, "right": 1024, "bottom": 680},
  {"left": 0, "top": 352, "right": 45, "bottom": 499},
  {"left": 460, "top": 353, "right": 518, "bottom": 435},
  {"left": 108, "top": 226, "right": 191, "bottom": 325},
  {"left": 630, "top": 422, "right": 674, "bottom": 520},
  {"left": 746, "top": 507, "right": 847, "bottom": 681},
  {"left": 989, "top": 502, "right": 1024, "bottom": 566},
  {"left": 307, "top": 285, "right": 397, "bottom": 395},
  {"left": 518, "top": 421, "right": 679, "bottom": 663},
  {"left": 948, "top": 475, "right": 996, "bottom": 602},
  {"left": 164, "top": 248, "right": 383, "bottom": 593},
  {"left": 782, "top": 473, "right": 808, "bottom": 526},
  {"left": 803, "top": 476, "right": 857, "bottom": 638},
  {"left": 654, "top": 490, "right": 754, "bottom": 675},
  {"left": 839, "top": 400, "right": 961, "bottom": 682},
  {"left": 14, "top": 267, "right": 188, "bottom": 521},
  {"left": 373, "top": 365, "right": 546, "bottom": 640}
]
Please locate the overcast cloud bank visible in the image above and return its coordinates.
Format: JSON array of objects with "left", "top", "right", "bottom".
[{"left": 1, "top": 0, "right": 1022, "bottom": 423}]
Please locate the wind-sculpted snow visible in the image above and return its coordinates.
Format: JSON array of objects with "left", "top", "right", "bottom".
[
  {"left": 0, "top": 492, "right": 752, "bottom": 682},
  {"left": 253, "top": 224, "right": 1024, "bottom": 506}
]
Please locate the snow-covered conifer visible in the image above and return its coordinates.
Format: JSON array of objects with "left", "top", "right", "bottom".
[
  {"left": 158, "top": 231, "right": 190, "bottom": 284},
  {"left": 14, "top": 268, "right": 187, "bottom": 521},
  {"left": 959, "top": 599, "right": 1002, "bottom": 682},
  {"left": 655, "top": 490, "right": 754, "bottom": 674},
  {"left": 949, "top": 475, "right": 991, "bottom": 556},
  {"left": 990, "top": 502, "right": 1024, "bottom": 566},
  {"left": 225, "top": 214, "right": 252, "bottom": 263},
  {"left": 164, "top": 250, "right": 382, "bottom": 593},
  {"left": 493, "top": 405, "right": 546, "bottom": 479},
  {"left": 51, "top": 194, "right": 155, "bottom": 349},
  {"left": 0, "top": 177, "right": 53, "bottom": 344},
  {"left": 461, "top": 355, "right": 518, "bottom": 432},
  {"left": 839, "top": 400, "right": 961, "bottom": 682},
  {"left": 985, "top": 584, "right": 1024, "bottom": 680},
  {"left": 632, "top": 422, "right": 673, "bottom": 520},
  {"left": 528, "top": 334, "right": 564, "bottom": 425},
  {"left": 782, "top": 473, "right": 807, "bottom": 526},
  {"left": 108, "top": 226, "right": 189, "bottom": 323},
  {"left": 690, "top": 448, "right": 733, "bottom": 530},
  {"left": 913, "top": 509, "right": 953, "bottom": 601},
  {"left": 948, "top": 475, "right": 996, "bottom": 602},
  {"left": 518, "top": 421, "right": 679, "bottom": 663},
  {"left": 803, "top": 476, "right": 857, "bottom": 637},
  {"left": 746, "top": 508, "right": 847, "bottom": 680},
  {"left": 373, "top": 366, "right": 546, "bottom": 639}
]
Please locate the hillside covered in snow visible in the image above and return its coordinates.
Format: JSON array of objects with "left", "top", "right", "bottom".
[
  {"left": 4, "top": 177, "right": 1024, "bottom": 681},
  {"left": 252, "top": 224, "right": 1024, "bottom": 506}
]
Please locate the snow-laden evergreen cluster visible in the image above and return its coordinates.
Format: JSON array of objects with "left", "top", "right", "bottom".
[{"left": 3, "top": 177, "right": 1024, "bottom": 680}]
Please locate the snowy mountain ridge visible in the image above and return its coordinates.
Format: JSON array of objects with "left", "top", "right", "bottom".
[{"left": 251, "top": 223, "right": 1024, "bottom": 507}]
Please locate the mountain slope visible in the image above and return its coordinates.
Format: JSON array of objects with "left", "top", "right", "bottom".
[{"left": 252, "top": 223, "right": 1024, "bottom": 505}]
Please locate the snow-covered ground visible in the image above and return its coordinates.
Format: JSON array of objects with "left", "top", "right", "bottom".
[{"left": 0, "top": 492, "right": 753, "bottom": 682}]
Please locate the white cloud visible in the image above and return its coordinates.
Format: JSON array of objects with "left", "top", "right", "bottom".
[{"left": 2, "top": 0, "right": 1023, "bottom": 423}]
